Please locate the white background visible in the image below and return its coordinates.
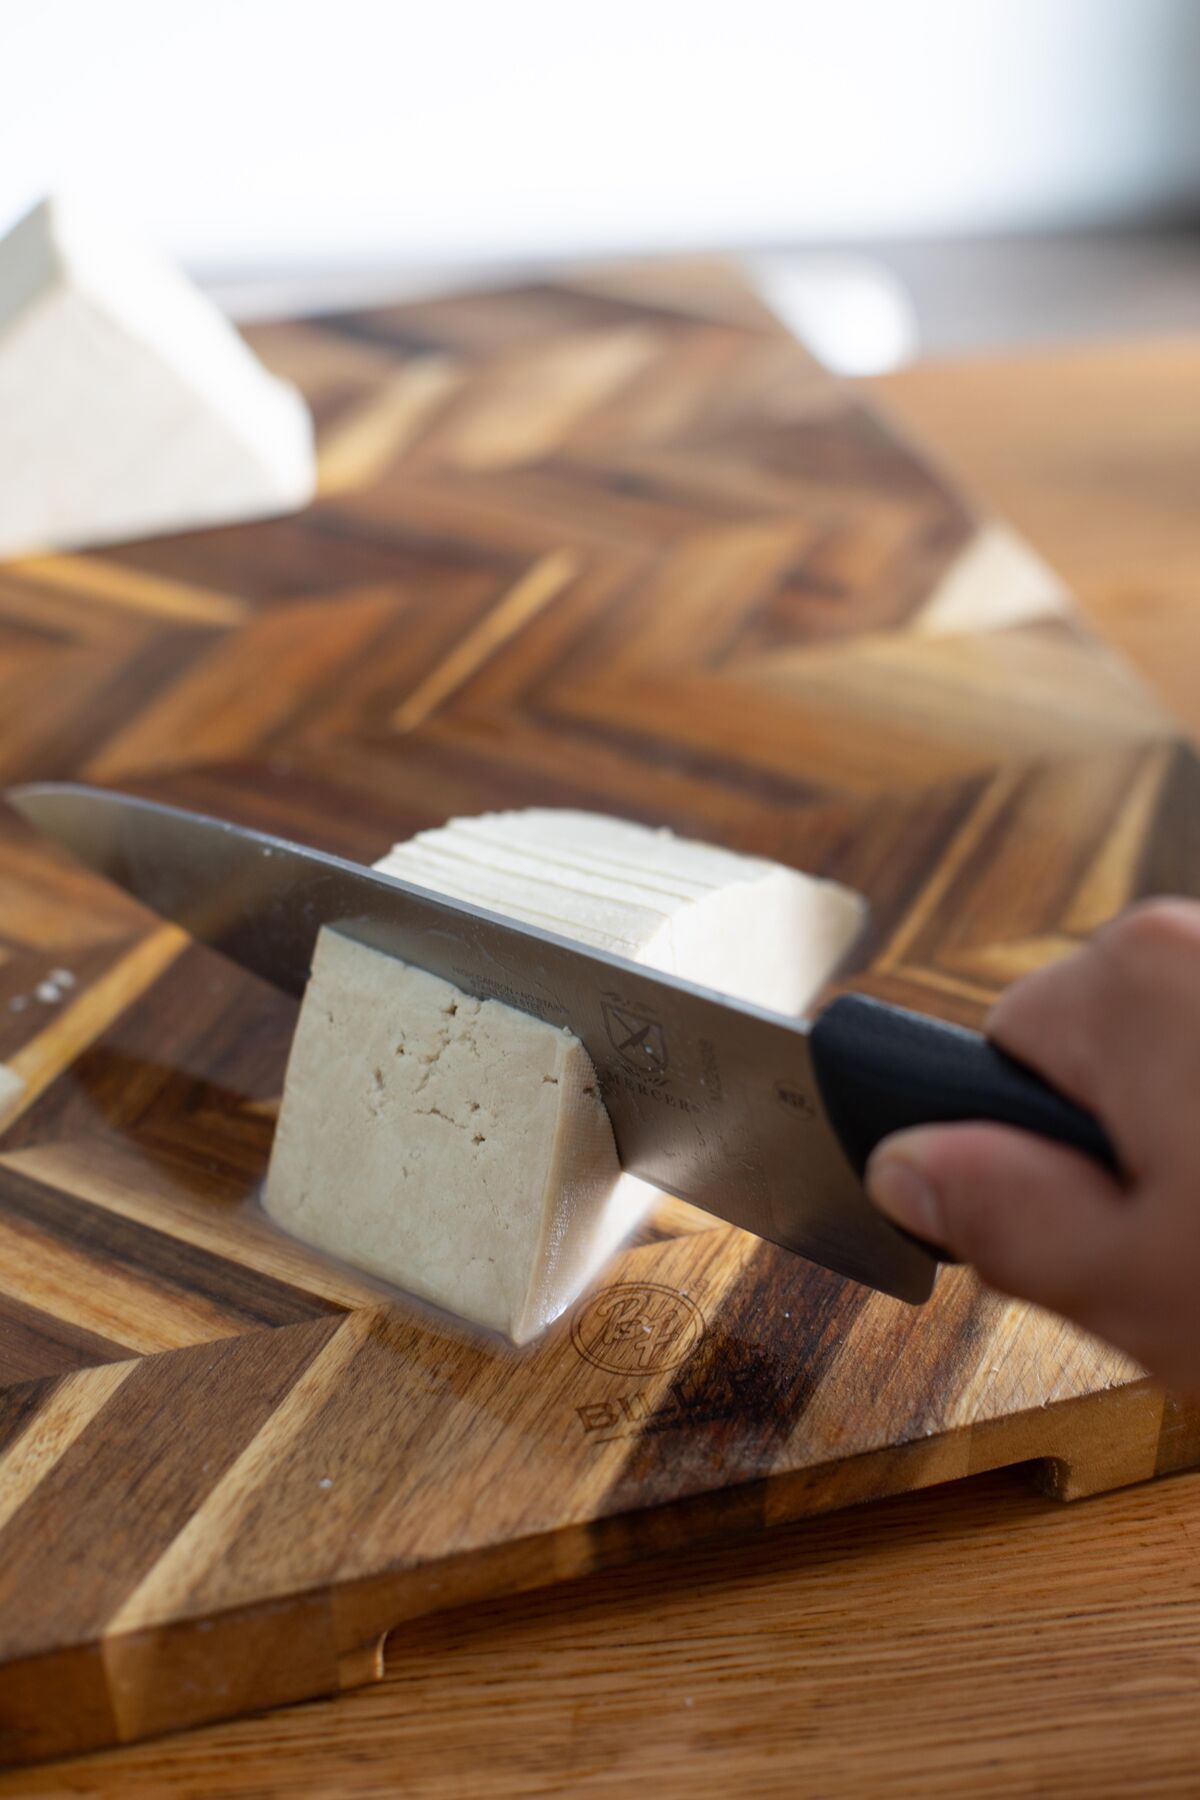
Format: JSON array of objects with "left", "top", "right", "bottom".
[{"left": 1, "top": 0, "right": 1198, "bottom": 277}]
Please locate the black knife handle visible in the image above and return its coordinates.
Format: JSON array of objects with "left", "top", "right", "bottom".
[{"left": 809, "top": 994, "right": 1120, "bottom": 1183}]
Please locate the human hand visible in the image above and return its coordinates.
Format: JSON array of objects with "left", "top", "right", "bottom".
[{"left": 865, "top": 899, "right": 1200, "bottom": 1393}]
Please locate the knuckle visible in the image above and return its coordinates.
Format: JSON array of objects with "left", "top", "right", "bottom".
[
  {"left": 1101, "top": 898, "right": 1200, "bottom": 970},
  {"left": 985, "top": 951, "right": 1091, "bottom": 1076}
]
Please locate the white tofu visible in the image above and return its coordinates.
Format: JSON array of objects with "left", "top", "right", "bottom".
[
  {"left": 266, "top": 935, "right": 638, "bottom": 1343},
  {"left": 265, "top": 811, "right": 865, "bottom": 1342},
  {"left": 0, "top": 197, "right": 314, "bottom": 560},
  {"left": 377, "top": 810, "right": 864, "bottom": 1015}
]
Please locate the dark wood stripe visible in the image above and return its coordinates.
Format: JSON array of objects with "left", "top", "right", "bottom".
[
  {"left": 546, "top": 278, "right": 778, "bottom": 335},
  {"left": 0, "top": 937, "right": 142, "bottom": 1074},
  {"left": 532, "top": 702, "right": 832, "bottom": 809},
  {"left": 0, "top": 1314, "right": 343, "bottom": 1656},
  {"left": 599, "top": 1247, "right": 872, "bottom": 1516},
  {"left": 0, "top": 582, "right": 78, "bottom": 648},
  {"left": 125, "top": 756, "right": 418, "bottom": 862},
  {"left": 810, "top": 771, "right": 990, "bottom": 924},
  {"left": 4, "top": 626, "right": 213, "bottom": 787},
  {"left": 304, "top": 502, "right": 527, "bottom": 581},
  {"left": 0, "top": 1164, "right": 344, "bottom": 1331},
  {"left": 320, "top": 310, "right": 460, "bottom": 359},
  {"left": 0, "top": 1373, "right": 57, "bottom": 1461},
  {"left": 955, "top": 759, "right": 1110, "bottom": 934},
  {"left": 1138, "top": 742, "right": 1200, "bottom": 898},
  {"left": 97, "top": 509, "right": 430, "bottom": 607},
  {"left": 328, "top": 281, "right": 773, "bottom": 356},
  {"left": 0, "top": 940, "right": 295, "bottom": 1175},
  {"left": 719, "top": 404, "right": 972, "bottom": 505},
  {"left": 848, "top": 1267, "right": 998, "bottom": 1457},
  {"left": 0, "top": 1294, "right": 134, "bottom": 1388}
]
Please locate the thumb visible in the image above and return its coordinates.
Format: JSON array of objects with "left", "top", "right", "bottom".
[{"left": 865, "top": 1122, "right": 1132, "bottom": 1324}]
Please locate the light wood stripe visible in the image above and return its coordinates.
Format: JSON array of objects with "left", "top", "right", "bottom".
[
  {"left": 12, "top": 555, "right": 249, "bottom": 628},
  {"left": 1064, "top": 745, "right": 1173, "bottom": 936},
  {"left": 318, "top": 357, "right": 462, "bottom": 494},
  {"left": 949, "top": 932, "right": 1081, "bottom": 987},
  {"left": 438, "top": 327, "right": 660, "bottom": 470},
  {"left": 887, "top": 961, "right": 1000, "bottom": 1007},
  {"left": 0, "top": 1210, "right": 264, "bottom": 1357},
  {"left": 874, "top": 772, "right": 1022, "bottom": 973},
  {"left": 85, "top": 588, "right": 398, "bottom": 783},
  {"left": 107, "top": 1310, "right": 382, "bottom": 1633},
  {"left": 112, "top": 1229, "right": 763, "bottom": 1644},
  {"left": 0, "top": 1140, "right": 400, "bottom": 1314},
  {"left": 0, "top": 1064, "right": 23, "bottom": 1131},
  {"left": 955, "top": 1302, "right": 1140, "bottom": 1421},
  {"left": 386, "top": 1230, "right": 766, "bottom": 1571},
  {"left": 2, "top": 926, "right": 187, "bottom": 1129},
  {"left": 0, "top": 1360, "right": 138, "bottom": 1532},
  {"left": 391, "top": 548, "right": 579, "bottom": 731}
]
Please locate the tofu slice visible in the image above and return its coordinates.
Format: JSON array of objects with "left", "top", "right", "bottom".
[
  {"left": 376, "top": 810, "right": 864, "bottom": 1016},
  {"left": 265, "top": 811, "right": 865, "bottom": 1342},
  {"left": 0, "top": 196, "right": 314, "bottom": 560}
]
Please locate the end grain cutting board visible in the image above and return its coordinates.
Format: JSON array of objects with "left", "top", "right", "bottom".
[{"left": 0, "top": 258, "right": 1198, "bottom": 1767}]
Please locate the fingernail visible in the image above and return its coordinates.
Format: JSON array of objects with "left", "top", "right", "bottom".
[{"left": 866, "top": 1152, "right": 942, "bottom": 1241}]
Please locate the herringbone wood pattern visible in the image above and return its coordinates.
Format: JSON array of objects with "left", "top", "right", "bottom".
[{"left": 0, "top": 260, "right": 1195, "bottom": 1767}]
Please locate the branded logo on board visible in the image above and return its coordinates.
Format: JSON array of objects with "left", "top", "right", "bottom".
[
  {"left": 602, "top": 1000, "right": 669, "bottom": 1079},
  {"left": 570, "top": 1282, "right": 705, "bottom": 1377}
]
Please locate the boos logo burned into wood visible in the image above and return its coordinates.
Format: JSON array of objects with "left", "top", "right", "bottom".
[{"left": 570, "top": 1282, "right": 707, "bottom": 1376}]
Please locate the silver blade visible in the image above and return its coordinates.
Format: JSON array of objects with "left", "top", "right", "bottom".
[{"left": 6, "top": 782, "right": 936, "bottom": 1302}]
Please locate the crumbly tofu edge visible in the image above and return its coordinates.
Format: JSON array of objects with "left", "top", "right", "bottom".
[{"left": 264, "top": 928, "right": 634, "bottom": 1342}]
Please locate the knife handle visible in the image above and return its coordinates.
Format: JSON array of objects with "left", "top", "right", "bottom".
[{"left": 809, "top": 994, "right": 1120, "bottom": 1189}]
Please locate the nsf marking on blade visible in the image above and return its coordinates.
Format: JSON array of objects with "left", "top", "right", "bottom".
[{"left": 775, "top": 1079, "right": 817, "bottom": 1120}]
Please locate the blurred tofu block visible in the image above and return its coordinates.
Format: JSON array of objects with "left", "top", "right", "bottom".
[{"left": 0, "top": 197, "right": 315, "bottom": 560}]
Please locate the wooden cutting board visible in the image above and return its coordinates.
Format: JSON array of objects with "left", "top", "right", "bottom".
[{"left": 1, "top": 259, "right": 1197, "bottom": 1769}]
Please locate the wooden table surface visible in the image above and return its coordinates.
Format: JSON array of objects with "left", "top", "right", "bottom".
[{"left": 7, "top": 328, "right": 1199, "bottom": 1797}]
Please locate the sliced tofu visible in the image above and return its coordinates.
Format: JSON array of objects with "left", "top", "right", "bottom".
[
  {"left": 0, "top": 196, "right": 314, "bottom": 560},
  {"left": 265, "top": 810, "right": 865, "bottom": 1342},
  {"left": 376, "top": 809, "right": 863, "bottom": 1015}
]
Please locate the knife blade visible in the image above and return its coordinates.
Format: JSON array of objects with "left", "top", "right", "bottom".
[{"left": 5, "top": 783, "right": 1118, "bottom": 1304}]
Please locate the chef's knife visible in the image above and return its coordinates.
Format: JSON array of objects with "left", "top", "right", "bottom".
[{"left": 5, "top": 783, "right": 1117, "bottom": 1304}]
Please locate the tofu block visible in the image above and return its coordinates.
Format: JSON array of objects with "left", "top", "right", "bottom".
[
  {"left": 265, "top": 811, "right": 865, "bottom": 1341},
  {"left": 376, "top": 809, "right": 863, "bottom": 1016},
  {"left": 266, "top": 933, "right": 640, "bottom": 1343},
  {"left": 0, "top": 196, "right": 314, "bottom": 560}
]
